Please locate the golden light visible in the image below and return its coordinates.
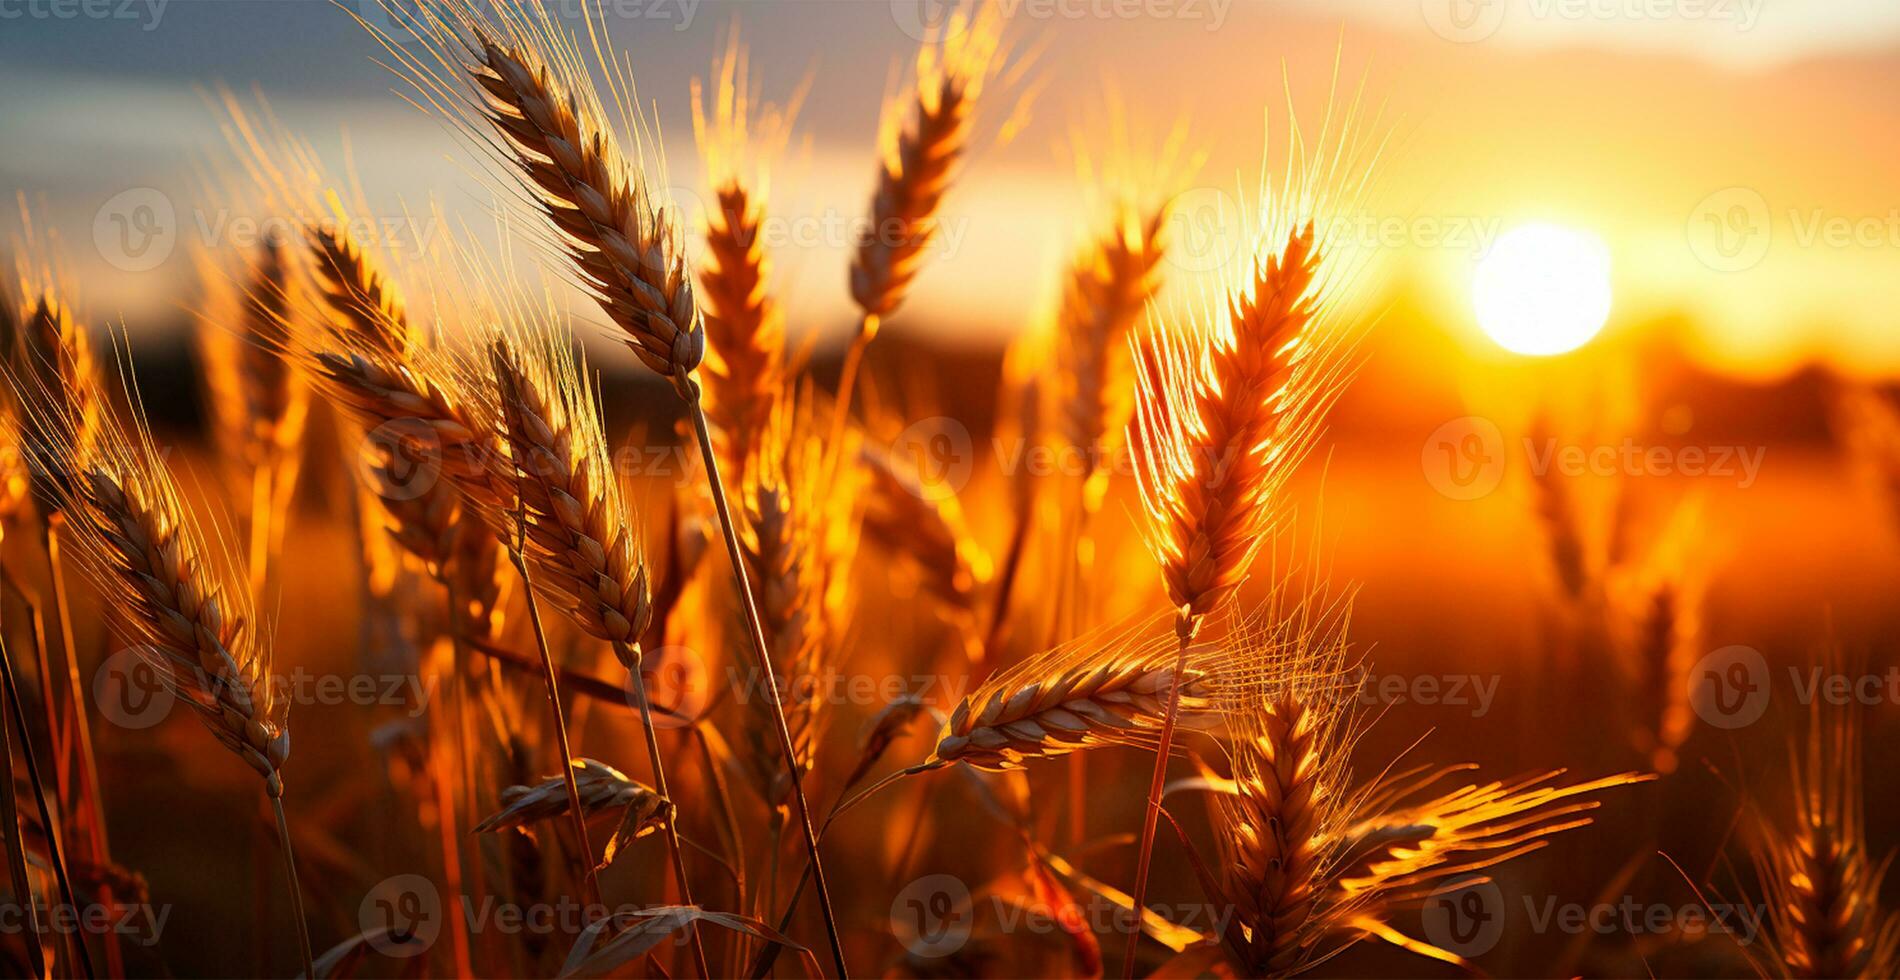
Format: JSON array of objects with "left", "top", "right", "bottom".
[{"left": 1472, "top": 223, "right": 1613, "bottom": 356}]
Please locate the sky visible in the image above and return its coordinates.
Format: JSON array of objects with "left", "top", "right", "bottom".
[{"left": 3, "top": 0, "right": 1898, "bottom": 380}]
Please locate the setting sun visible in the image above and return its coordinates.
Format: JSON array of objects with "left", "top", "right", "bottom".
[{"left": 1473, "top": 222, "right": 1613, "bottom": 356}]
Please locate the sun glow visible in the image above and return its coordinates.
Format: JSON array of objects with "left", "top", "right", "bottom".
[{"left": 1472, "top": 223, "right": 1613, "bottom": 356}]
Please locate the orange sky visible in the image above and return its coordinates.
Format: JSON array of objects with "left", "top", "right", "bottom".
[{"left": 5, "top": 1, "right": 1897, "bottom": 381}]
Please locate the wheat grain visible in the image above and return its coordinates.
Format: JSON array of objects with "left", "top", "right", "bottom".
[
  {"left": 1744, "top": 655, "right": 1900, "bottom": 979},
  {"left": 692, "top": 36, "right": 798, "bottom": 481},
  {"left": 1131, "top": 222, "right": 1330, "bottom": 635},
  {"left": 927, "top": 622, "right": 1250, "bottom": 772},
  {"left": 310, "top": 223, "right": 411, "bottom": 357},
  {"left": 1199, "top": 615, "right": 1648, "bottom": 975},
  {"left": 850, "top": 0, "right": 1006, "bottom": 320},
  {"left": 10, "top": 284, "right": 101, "bottom": 502},
  {"left": 475, "top": 758, "right": 665, "bottom": 835},
  {"left": 482, "top": 335, "right": 652, "bottom": 648},
  {"left": 1058, "top": 204, "right": 1169, "bottom": 487},
  {"left": 860, "top": 441, "right": 992, "bottom": 617}
]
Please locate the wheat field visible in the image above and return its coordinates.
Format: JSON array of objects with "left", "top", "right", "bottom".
[{"left": 0, "top": 1, "right": 1896, "bottom": 978}]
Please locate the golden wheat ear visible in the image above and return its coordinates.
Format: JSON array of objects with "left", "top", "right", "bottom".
[
  {"left": 5, "top": 351, "right": 318, "bottom": 974},
  {"left": 692, "top": 31, "right": 802, "bottom": 483},
  {"left": 1734, "top": 648, "right": 1900, "bottom": 979}
]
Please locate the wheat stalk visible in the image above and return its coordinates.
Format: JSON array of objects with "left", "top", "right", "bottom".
[
  {"left": 1741, "top": 655, "right": 1900, "bottom": 979},
  {"left": 482, "top": 336, "right": 651, "bottom": 647},
  {"left": 860, "top": 441, "right": 993, "bottom": 619},
  {"left": 198, "top": 238, "right": 309, "bottom": 469},
  {"left": 1057, "top": 203, "right": 1169, "bottom": 490},
  {"left": 379, "top": 4, "right": 849, "bottom": 961},
  {"left": 479, "top": 328, "right": 712, "bottom": 972},
  {"left": 1121, "top": 220, "right": 1344, "bottom": 974},
  {"left": 14, "top": 367, "right": 315, "bottom": 976},
  {"left": 1528, "top": 413, "right": 1588, "bottom": 603},
  {"left": 1197, "top": 614, "right": 1647, "bottom": 975},
  {"left": 692, "top": 36, "right": 799, "bottom": 483},
  {"left": 12, "top": 285, "right": 101, "bottom": 501},
  {"left": 7, "top": 274, "right": 116, "bottom": 977},
  {"left": 927, "top": 623, "right": 1241, "bottom": 772},
  {"left": 828, "top": 0, "right": 1010, "bottom": 469},
  {"left": 737, "top": 397, "right": 855, "bottom": 815},
  {"left": 310, "top": 222, "right": 412, "bottom": 358}
]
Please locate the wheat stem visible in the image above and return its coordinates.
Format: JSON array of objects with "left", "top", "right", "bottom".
[
  {"left": 824, "top": 315, "right": 876, "bottom": 482},
  {"left": 0, "top": 608, "right": 91, "bottom": 979},
  {"left": 688, "top": 395, "right": 848, "bottom": 978},
  {"left": 0, "top": 622, "right": 48, "bottom": 979},
  {"left": 43, "top": 517, "right": 117, "bottom": 976},
  {"left": 270, "top": 794, "right": 315, "bottom": 979},
  {"left": 615, "top": 639, "right": 710, "bottom": 978},
  {"left": 508, "top": 543, "right": 603, "bottom": 910},
  {"left": 1119, "top": 624, "right": 1194, "bottom": 979}
]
